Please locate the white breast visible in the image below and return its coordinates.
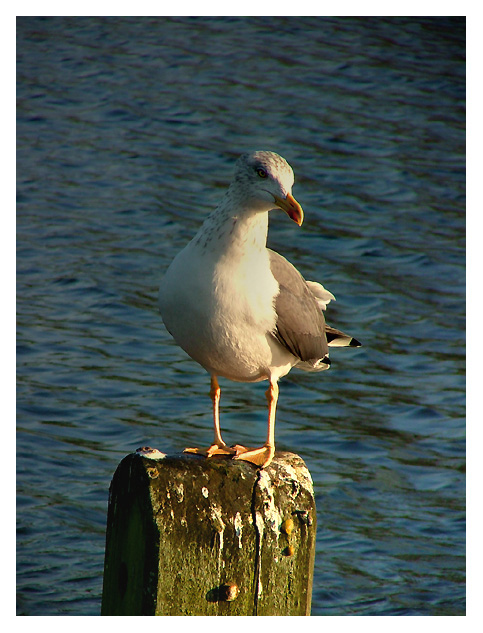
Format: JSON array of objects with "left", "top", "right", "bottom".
[{"left": 159, "top": 234, "right": 293, "bottom": 382}]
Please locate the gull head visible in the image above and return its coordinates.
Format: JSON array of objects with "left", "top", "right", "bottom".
[{"left": 231, "top": 151, "right": 304, "bottom": 225}]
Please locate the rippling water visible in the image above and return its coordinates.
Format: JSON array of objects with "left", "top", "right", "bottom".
[{"left": 17, "top": 17, "right": 465, "bottom": 616}]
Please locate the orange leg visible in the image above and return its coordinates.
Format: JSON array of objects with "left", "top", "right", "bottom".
[
  {"left": 210, "top": 375, "right": 224, "bottom": 448},
  {"left": 234, "top": 379, "right": 278, "bottom": 468},
  {"left": 184, "top": 375, "right": 239, "bottom": 457}
]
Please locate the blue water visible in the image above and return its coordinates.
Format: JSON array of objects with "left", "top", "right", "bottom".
[{"left": 17, "top": 17, "right": 465, "bottom": 616}]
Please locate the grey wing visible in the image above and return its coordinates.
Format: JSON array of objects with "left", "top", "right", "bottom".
[{"left": 268, "top": 249, "right": 329, "bottom": 366}]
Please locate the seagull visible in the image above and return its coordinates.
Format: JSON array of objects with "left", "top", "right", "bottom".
[{"left": 158, "top": 151, "right": 360, "bottom": 468}]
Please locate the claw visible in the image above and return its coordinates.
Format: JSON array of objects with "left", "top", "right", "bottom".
[{"left": 184, "top": 443, "right": 237, "bottom": 458}]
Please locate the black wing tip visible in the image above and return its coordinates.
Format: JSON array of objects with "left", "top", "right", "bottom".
[{"left": 349, "top": 337, "right": 362, "bottom": 347}]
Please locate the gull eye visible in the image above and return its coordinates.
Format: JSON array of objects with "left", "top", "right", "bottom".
[{"left": 256, "top": 167, "right": 268, "bottom": 179}]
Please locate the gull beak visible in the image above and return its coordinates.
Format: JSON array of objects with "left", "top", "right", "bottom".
[{"left": 272, "top": 192, "right": 304, "bottom": 226}]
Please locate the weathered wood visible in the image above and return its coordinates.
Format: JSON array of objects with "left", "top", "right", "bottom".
[{"left": 101, "top": 449, "right": 316, "bottom": 616}]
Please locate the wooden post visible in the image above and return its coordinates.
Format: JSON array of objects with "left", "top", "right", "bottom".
[{"left": 101, "top": 449, "right": 316, "bottom": 616}]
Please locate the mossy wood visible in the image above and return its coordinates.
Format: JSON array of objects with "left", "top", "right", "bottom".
[{"left": 101, "top": 450, "right": 316, "bottom": 616}]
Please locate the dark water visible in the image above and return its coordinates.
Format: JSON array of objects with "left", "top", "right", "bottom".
[{"left": 17, "top": 17, "right": 465, "bottom": 616}]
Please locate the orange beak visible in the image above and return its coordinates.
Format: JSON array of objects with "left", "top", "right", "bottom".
[{"left": 272, "top": 192, "right": 304, "bottom": 226}]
